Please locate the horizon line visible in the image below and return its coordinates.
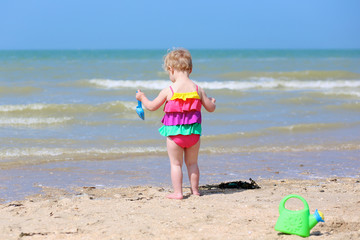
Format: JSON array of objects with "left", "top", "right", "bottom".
[{"left": 1, "top": 48, "right": 360, "bottom": 51}]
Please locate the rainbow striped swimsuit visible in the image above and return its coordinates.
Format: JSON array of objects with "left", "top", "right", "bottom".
[{"left": 159, "top": 85, "right": 202, "bottom": 142}]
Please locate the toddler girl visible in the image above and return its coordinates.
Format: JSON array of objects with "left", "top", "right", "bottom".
[{"left": 136, "top": 48, "right": 216, "bottom": 199}]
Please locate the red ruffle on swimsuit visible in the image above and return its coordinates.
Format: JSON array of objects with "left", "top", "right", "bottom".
[{"left": 159, "top": 85, "right": 202, "bottom": 148}]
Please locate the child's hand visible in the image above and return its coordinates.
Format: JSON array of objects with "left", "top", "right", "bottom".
[
  {"left": 136, "top": 90, "right": 145, "bottom": 101},
  {"left": 209, "top": 97, "right": 216, "bottom": 104}
]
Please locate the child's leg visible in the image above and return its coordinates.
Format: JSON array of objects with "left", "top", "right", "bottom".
[
  {"left": 184, "top": 139, "right": 200, "bottom": 196},
  {"left": 166, "top": 137, "right": 184, "bottom": 199}
]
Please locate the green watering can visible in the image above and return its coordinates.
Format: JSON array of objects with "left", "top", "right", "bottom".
[{"left": 275, "top": 194, "right": 324, "bottom": 237}]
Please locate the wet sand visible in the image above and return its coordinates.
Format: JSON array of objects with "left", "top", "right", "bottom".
[{"left": 1, "top": 177, "right": 360, "bottom": 239}]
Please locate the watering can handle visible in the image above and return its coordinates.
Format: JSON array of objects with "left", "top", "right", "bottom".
[{"left": 279, "top": 194, "right": 310, "bottom": 213}]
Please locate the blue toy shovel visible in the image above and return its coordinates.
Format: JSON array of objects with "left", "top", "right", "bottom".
[{"left": 136, "top": 91, "right": 145, "bottom": 120}]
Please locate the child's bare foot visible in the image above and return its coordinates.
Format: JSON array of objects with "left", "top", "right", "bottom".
[
  {"left": 191, "top": 189, "right": 201, "bottom": 196},
  {"left": 166, "top": 193, "right": 183, "bottom": 200}
]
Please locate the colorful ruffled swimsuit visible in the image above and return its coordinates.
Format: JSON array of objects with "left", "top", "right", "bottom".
[{"left": 159, "top": 85, "right": 202, "bottom": 148}]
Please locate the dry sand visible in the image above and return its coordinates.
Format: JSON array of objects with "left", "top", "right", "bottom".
[{"left": 1, "top": 178, "right": 360, "bottom": 240}]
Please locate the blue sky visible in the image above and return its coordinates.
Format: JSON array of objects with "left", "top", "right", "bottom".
[{"left": 1, "top": 0, "right": 359, "bottom": 49}]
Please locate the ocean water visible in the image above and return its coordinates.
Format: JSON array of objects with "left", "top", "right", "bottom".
[{"left": 1, "top": 49, "right": 360, "bottom": 200}]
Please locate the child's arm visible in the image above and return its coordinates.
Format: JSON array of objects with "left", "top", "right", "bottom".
[
  {"left": 136, "top": 88, "right": 168, "bottom": 111},
  {"left": 198, "top": 87, "right": 216, "bottom": 112}
]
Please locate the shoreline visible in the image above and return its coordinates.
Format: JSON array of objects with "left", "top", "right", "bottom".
[
  {"left": 1, "top": 150, "right": 359, "bottom": 203},
  {"left": 1, "top": 177, "right": 360, "bottom": 239}
]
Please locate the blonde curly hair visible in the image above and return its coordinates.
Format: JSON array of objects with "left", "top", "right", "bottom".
[{"left": 163, "top": 48, "right": 192, "bottom": 73}]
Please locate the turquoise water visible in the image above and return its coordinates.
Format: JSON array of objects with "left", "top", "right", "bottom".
[{"left": 0, "top": 49, "right": 360, "bottom": 201}]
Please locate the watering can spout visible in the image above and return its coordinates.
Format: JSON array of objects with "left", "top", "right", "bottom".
[{"left": 309, "top": 209, "right": 325, "bottom": 230}]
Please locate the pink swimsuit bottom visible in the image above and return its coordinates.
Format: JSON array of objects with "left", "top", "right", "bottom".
[{"left": 169, "top": 134, "right": 200, "bottom": 149}]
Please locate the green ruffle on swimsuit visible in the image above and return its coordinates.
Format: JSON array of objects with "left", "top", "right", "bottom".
[{"left": 159, "top": 123, "right": 201, "bottom": 137}]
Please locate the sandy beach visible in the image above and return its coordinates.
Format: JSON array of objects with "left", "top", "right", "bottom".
[{"left": 1, "top": 177, "right": 359, "bottom": 240}]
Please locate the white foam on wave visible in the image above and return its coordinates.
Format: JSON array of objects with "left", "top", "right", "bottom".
[
  {"left": 0, "top": 117, "right": 73, "bottom": 126},
  {"left": 89, "top": 79, "right": 169, "bottom": 90},
  {"left": 0, "top": 101, "right": 137, "bottom": 114},
  {"left": 0, "top": 104, "right": 48, "bottom": 112},
  {"left": 106, "top": 101, "right": 137, "bottom": 110},
  {"left": 276, "top": 80, "right": 360, "bottom": 89},
  {"left": 3, "top": 143, "right": 356, "bottom": 159},
  {"left": 200, "top": 79, "right": 360, "bottom": 90},
  {"left": 322, "top": 91, "right": 360, "bottom": 97},
  {"left": 88, "top": 79, "right": 360, "bottom": 90},
  {"left": 2, "top": 148, "right": 65, "bottom": 157},
  {"left": 202, "top": 142, "right": 360, "bottom": 154},
  {"left": 0, "top": 146, "right": 166, "bottom": 158}
]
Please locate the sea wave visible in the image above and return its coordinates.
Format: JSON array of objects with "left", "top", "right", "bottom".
[
  {"left": 219, "top": 70, "right": 360, "bottom": 80},
  {"left": 202, "top": 122, "right": 353, "bottom": 142},
  {"left": 88, "top": 79, "right": 169, "bottom": 90},
  {"left": 1, "top": 141, "right": 359, "bottom": 168},
  {"left": 0, "top": 104, "right": 55, "bottom": 112},
  {"left": 0, "top": 86, "right": 42, "bottom": 95},
  {"left": 0, "top": 146, "right": 166, "bottom": 158},
  {"left": 0, "top": 101, "right": 137, "bottom": 114},
  {"left": 198, "top": 80, "right": 360, "bottom": 90},
  {"left": 321, "top": 91, "right": 360, "bottom": 98},
  {"left": 0, "top": 146, "right": 168, "bottom": 167},
  {"left": 0, "top": 101, "right": 164, "bottom": 126},
  {"left": 87, "top": 78, "right": 360, "bottom": 91},
  {"left": 326, "top": 102, "right": 360, "bottom": 112},
  {"left": 0, "top": 117, "right": 74, "bottom": 126},
  {"left": 267, "top": 123, "right": 346, "bottom": 133},
  {"left": 201, "top": 142, "right": 360, "bottom": 154}
]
